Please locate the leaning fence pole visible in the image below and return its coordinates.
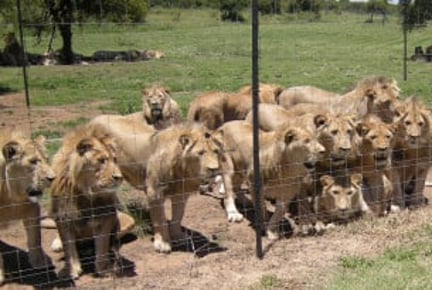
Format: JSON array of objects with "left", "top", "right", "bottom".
[
  {"left": 16, "top": 0, "right": 32, "bottom": 124},
  {"left": 251, "top": 0, "right": 263, "bottom": 259}
]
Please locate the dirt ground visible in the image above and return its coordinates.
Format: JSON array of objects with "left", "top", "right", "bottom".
[{"left": 2, "top": 93, "right": 432, "bottom": 290}]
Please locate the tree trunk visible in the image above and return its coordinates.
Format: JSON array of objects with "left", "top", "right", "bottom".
[{"left": 58, "top": 0, "right": 74, "bottom": 64}]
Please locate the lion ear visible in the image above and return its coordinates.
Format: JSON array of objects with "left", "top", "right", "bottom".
[
  {"left": 320, "top": 175, "right": 334, "bottom": 188},
  {"left": 284, "top": 128, "right": 297, "bottom": 144},
  {"left": 350, "top": 173, "right": 362, "bottom": 188},
  {"left": 142, "top": 88, "right": 150, "bottom": 97},
  {"left": 76, "top": 138, "right": 95, "bottom": 156},
  {"left": 365, "top": 88, "right": 376, "bottom": 100},
  {"left": 355, "top": 122, "right": 369, "bottom": 137},
  {"left": 179, "top": 134, "right": 192, "bottom": 150},
  {"left": 2, "top": 141, "right": 21, "bottom": 162},
  {"left": 313, "top": 114, "right": 327, "bottom": 129},
  {"left": 163, "top": 87, "right": 171, "bottom": 95}
]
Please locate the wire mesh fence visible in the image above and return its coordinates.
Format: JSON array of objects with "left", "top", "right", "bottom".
[{"left": 1, "top": 4, "right": 432, "bottom": 289}]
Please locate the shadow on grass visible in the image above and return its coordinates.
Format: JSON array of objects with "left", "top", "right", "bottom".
[{"left": 0, "top": 86, "right": 16, "bottom": 96}]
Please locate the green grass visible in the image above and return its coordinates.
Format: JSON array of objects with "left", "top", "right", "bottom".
[
  {"left": 322, "top": 225, "right": 432, "bottom": 290},
  {"left": 1, "top": 8, "right": 432, "bottom": 115}
]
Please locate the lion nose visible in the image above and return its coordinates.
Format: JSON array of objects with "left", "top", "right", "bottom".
[
  {"left": 113, "top": 173, "right": 123, "bottom": 182},
  {"left": 207, "top": 167, "right": 220, "bottom": 177}
]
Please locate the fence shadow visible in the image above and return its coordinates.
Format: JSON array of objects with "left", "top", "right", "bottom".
[{"left": 0, "top": 240, "right": 73, "bottom": 289}]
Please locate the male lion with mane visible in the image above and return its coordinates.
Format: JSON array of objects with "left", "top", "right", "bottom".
[
  {"left": 0, "top": 128, "right": 55, "bottom": 285},
  {"left": 50, "top": 125, "right": 124, "bottom": 280},
  {"left": 128, "top": 84, "right": 182, "bottom": 130},
  {"left": 88, "top": 116, "right": 230, "bottom": 253}
]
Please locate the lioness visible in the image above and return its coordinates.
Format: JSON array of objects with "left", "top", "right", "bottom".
[
  {"left": 50, "top": 126, "right": 124, "bottom": 279},
  {"left": 278, "top": 85, "right": 340, "bottom": 108},
  {"left": 391, "top": 96, "right": 431, "bottom": 209},
  {"left": 353, "top": 114, "right": 397, "bottom": 216},
  {"left": 187, "top": 83, "right": 283, "bottom": 130},
  {"left": 278, "top": 76, "right": 400, "bottom": 123},
  {"left": 0, "top": 128, "right": 55, "bottom": 285},
  {"left": 88, "top": 116, "right": 230, "bottom": 253},
  {"left": 128, "top": 84, "right": 182, "bottom": 130},
  {"left": 314, "top": 173, "right": 364, "bottom": 229},
  {"left": 220, "top": 120, "right": 326, "bottom": 239}
]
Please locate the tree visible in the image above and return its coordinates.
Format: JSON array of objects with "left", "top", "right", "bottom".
[
  {"left": 365, "top": 0, "right": 388, "bottom": 23},
  {"left": 402, "top": 0, "right": 432, "bottom": 31},
  {"left": 219, "top": 0, "right": 248, "bottom": 22},
  {"left": 0, "top": 0, "right": 148, "bottom": 64}
]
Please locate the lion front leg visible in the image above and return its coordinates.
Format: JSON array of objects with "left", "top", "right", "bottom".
[
  {"left": 408, "top": 167, "right": 429, "bottom": 208},
  {"left": 56, "top": 221, "right": 82, "bottom": 279},
  {"left": 148, "top": 186, "right": 171, "bottom": 253},
  {"left": 94, "top": 217, "right": 118, "bottom": 277},
  {"left": 168, "top": 193, "right": 190, "bottom": 247},
  {"left": 266, "top": 201, "right": 286, "bottom": 240},
  {"left": 22, "top": 203, "right": 46, "bottom": 270}
]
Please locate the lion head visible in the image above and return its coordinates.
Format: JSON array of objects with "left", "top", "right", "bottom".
[
  {"left": 50, "top": 126, "right": 123, "bottom": 198},
  {"left": 1, "top": 130, "right": 55, "bottom": 203},
  {"left": 394, "top": 96, "right": 431, "bottom": 149},
  {"left": 318, "top": 173, "right": 363, "bottom": 220},
  {"left": 142, "top": 85, "right": 173, "bottom": 122},
  {"left": 356, "top": 76, "right": 400, "bottom": 123},
  {"left": 356, "top": 115, "right": 397, "bottom": 169},
  {"left": 314, "top": 113, "right": 357, "bottom": 167},
  {"left": 276, "top": 122, "right": 326, "bottom": 170},
  {"left": 149, "top": 123, "right": 225, "bottom": 186}
]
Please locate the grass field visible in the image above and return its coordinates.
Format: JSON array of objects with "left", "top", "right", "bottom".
[{"left": 2, "top": 8, "right": 432, "bottom": 289}]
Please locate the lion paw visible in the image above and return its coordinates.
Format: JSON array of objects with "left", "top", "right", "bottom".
[
  {"left": 153, "top": 239, "right": 172, "bottom": 253},
  {"left": 314, "top": 221, "right": 327, "bottom": 234},
  {"left": 50, "top": 236, "right": 63, "bottom": 252},
  {"left": 227, "top": 211, "right": 244, "bottom": 223},
  {"left": 266, "top": 229, "right": 280, "bottom": 240}
]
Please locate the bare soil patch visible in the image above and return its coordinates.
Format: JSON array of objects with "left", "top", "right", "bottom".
[{"left": 2, "top": 93, "right": 432, "bottom": 290}]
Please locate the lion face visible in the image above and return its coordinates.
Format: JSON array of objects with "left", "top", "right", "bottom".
[
  {"left": 178, "top": 128, "right": 224, "bottom": 184},
  {"left": 356, "top": 116, "right": 396, "bottom": 169},
  {"left": 319, "top": 173, "right": 363, "bottom": 219},
  {"left": 283, "top": 126, "right": 326, "bottom": 170},
  {"left": 317, "top": 114, "right": 356, "bottom": 166},
  {"left": 1, "top": 135, "right": 55, "bottom": 203},
  {"left": 365, "top": 77, "right": 400, "bottom": 123},
  {"left": 142, "top": 85, "right": 171, "bottom": 119},
  {"left": 72, "top": 136, "right": 123, "bottom": 194},
  {"left": 395, "top": 97, "right": 431, "bottom": 149}
]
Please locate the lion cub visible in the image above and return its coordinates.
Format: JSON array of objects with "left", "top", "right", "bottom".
[
  {"left": 314, "top": 172, "right": 365, "bottom": 231},
  {"left": 50, "top": 126, "right": 124, "bottom": 279}
]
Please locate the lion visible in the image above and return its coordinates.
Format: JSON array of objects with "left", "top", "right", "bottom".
[
  {"left": 128, "top": 85, "right": 182, "bottom": 130},
  {"left": 0, "top": 128, "right": 55, "bottom": 285},
  {"left": 314, "top": 172, "right": 364, "bottom": 228},
  {"left": 220, "top": 120, "right": 326, "bottom": 239},
  {"left": 187, "top": 83, "right": 283, "bottom": 130},
  {"left": 278, "top": 85, "right": 340, "bottom": 108},
  {"left": 333, "top": 76, "right": 400, "bottom": 123},
  {"left": 88, "top": 116, "right": 230, "bottom": 253},
  {"left": 50, "top": 125, "right": 124, "bottom": 279},
  {"left": 278, "top": 76, "right": 400, "bottom": 123},
  {"left": 390, "top": 96, "right": 431, "bottom": 209},
  {"left": 352, "top": 114, "right": 397, "bottom": 216},
  {"left": 1, "top": 32, "right": 25, "bottom": 66}
]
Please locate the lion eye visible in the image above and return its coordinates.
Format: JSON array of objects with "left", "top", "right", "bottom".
[
  {"left": 213, "top": 149, "right": 219, "bottom": 154},
  {"left": 29, "top": 158, "right": 40, "bottom": 165},
  {"left": 370, "top": 135, "right": 377, "bottom": 140},
  {"left": 346, "top": 190, "right": 353, "bottom": 195},
  {"left": 332, "top": 190, "right": 340, "bottom": 195},
  {"left": 418, "top": 121, "right": 424, "bottom": 127},
  {"left": 98, "top": 157, "right": 108, "bottom": 164},
  {"left": 386, "top": 135, "right": 391, "bottom": 139},
  {"left": 405, "top": 120, "right": 411, "bottom": 126},
  {"left": 198, "top": 150, "right": 205, "bottom": 156},
  {"left": 347, "top": 129, "right": 352, "bottom": 135},
  {"left": 331, "top": 130, "right": 338, "bottom": 136}
]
